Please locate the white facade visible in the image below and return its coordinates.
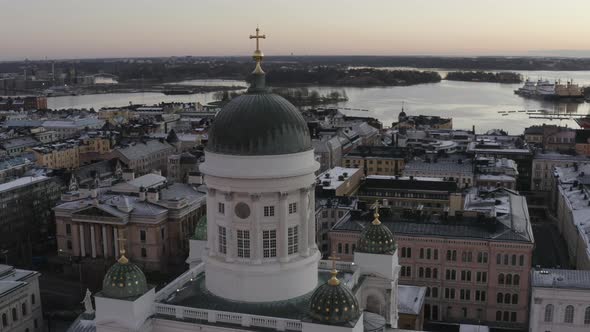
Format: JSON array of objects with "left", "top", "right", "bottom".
[
  {"left": 199, "top": 150, "right": 321, "bottom": 302},
  {"left": 0, "top": 265, "right": 43, "bottom": 332},
  {"left": 530, "top": 270, "right": 590, "bottom": 332}
]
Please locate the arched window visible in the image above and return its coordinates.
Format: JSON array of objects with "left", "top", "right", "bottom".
[
  {"left": 433, "top": 268, "right": 438, "bottom": 279},
  {"left": 21, "top": 303, "right": 27, "bottom": 316},
  {"left": 426, "top": 268, "right": 432, "bottom": 278},
  {"left": 503, "top": 311, "right": 509, "bottom": 321},
  {"left": 344, "top": 243, "right": 349, "bottom": 254},
  {"left": 496, "top": 253, "right": 501, "bottom": 264},
  {"left": 11, "top": 308, "right": 17, "bottom": 321},
  {"left": 504, "top": 293, "right": 510, "bottom": 304},
  {"left": 519, "top": 255, "right": 524, "bottom": 266},
  {"left": 584, "top": 306, "right": 590, "bottom": 324},
  {"left": 2, "top": 313, "right": 7, "bottom": 327},
  {"left": 514, "top": 274, "right": 520, "bottom": 286},
  {"left": 511, "top": 254, "right": 516, "bottom": 265},
  {"left": 401, "top": 247, "right": 406, "bottom": 257},
  {"left": 427, "top": 248, "right": 432, "bottom": 259},
  {"left": 496, "top": 311, "right": 502, "bottom": 321},
  {"left": 498, "top": 273, "right": 505, "bottom": 284},
  {"left": 497, "top": 292, "right": 503, "bottom": 304},
  {"left": 512, "top": 294, "right": 518, "bottom": 304},
  {"left": 337, "top": 243, "right": 342, "bottom": 254},
  {"left": 426, "top": 287, "right": 431, "bottom": 297},
  {"left": 544, "top": 304, "right": 554, "bottom": 322},
  {"left": 564, "top": 305, "right": 574, "bottom": 323},
  {"left": 419, "top": 267, "right": 424, "bottom": 278},
  {"left": 31, "top": 294, "right": 35, "bottom": 305},
  {"left": 506, "top": 274, "right": 512, "bottom": 285}
]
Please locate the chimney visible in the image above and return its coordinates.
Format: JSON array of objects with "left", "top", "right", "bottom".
[
  {"left": 122, "top": 168, "right": 135, "bottom": 181},
  {"left": 147, "top": 188, "right": 159, "bottom": 203},
  {"left": 138, "top": 187, "right": 146, "bottom": 201}
]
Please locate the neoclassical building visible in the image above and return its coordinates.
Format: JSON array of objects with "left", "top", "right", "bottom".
[{"left": 67, "top": 28, "right": 418, "bottom": 332}]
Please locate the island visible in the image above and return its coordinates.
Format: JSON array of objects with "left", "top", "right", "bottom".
[{"left": 445, "top": 71, "right": 522, "bottom": 83}]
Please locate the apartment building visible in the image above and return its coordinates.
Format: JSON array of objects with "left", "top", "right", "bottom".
[{"left": 343, "top": 145, "right": 407, "bottom": 176}]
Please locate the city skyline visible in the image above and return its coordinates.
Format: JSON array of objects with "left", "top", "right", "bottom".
[{"left": 2, "top": 0, "right": 590, "bottom": 60}]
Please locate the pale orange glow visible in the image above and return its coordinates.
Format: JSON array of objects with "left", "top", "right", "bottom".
[{"left": 1, "top": 0, "right": 588, "bottom": 60}]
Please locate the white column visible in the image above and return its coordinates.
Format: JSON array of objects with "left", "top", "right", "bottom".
[
  {"left": 102, "top": 225, "right": 108, "bottom": 257},
  {"left": 299, "top": 187, "right": 310, "bottom": 256},
  {"left": 90, "top": 225, "right": 97, "bottom": 258},
  {"left": 113, "top": 228, "right": 119, "bottom": 256},
  {"left": 308, "top": 187, "right": 317, "bottom": 249},
  {"left": 79, "top": 225, "right": 86, "bottom": 257},
  {"left": 225, "top": 192, "right": 235, "bottom": 263},
  {"left": 206, "top": 188, "right": 216, "bottom": 256},
  {"left": 251, "top": 194, "right": 261, "bottom": 264},
  {"left": 279, "top": 192, "right": 289, "bottom": 262}
]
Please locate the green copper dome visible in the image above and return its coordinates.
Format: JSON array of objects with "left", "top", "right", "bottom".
[
  {"left": 356, "top": 211, "right": 396, "bottom": 255},
  {"left": 102, "top": 256, "right": 148, "bottom": 299},
  {"left": 309, "top": 270, "right": 360, "bottom": 325},
  {"left": 206, "top": 93, "right": 312, "bottom": 156}
]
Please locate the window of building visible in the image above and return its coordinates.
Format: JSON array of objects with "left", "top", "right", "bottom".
[
  {"left": 504, "top": 293, "right": 510, "bottom": 304},
  {"left": 140, "top": 230, "right": 146, "bottom": 242},
  {"left": 427, "top": 248, "right": 432, "bottom": 260},
  {"left": 66, "top": 224, "right": 71, "bottom": 235},
  {"left": 161, "top": 228, "right": 165, "bottom": 239},
  {"left": 432, "top": 287, "right": 438, "bottom": 298},
  {"left": 433, "top": 268, "right": 438, "bottom": 279},
  {"left": 338, "top": 243, "right": 343, "bottom": 253},
  {"left": 420, "top": 248, "right": 424, "bottom": 259},
  {"left": 288, "top": 226, "right": 298, "bottom": 255},
  {"left": 584, "top": 306, "right": 590, "bottom": 324},
  {"left": 264, "top": 206, "right": 275, "bottom": 217},
  {"left": 263, "top": 230, "right": 277, "bottom": 258},
  {"left": 218, "top": 226, "right": 227, "bottom": 254},
  {"left": 419, "top": 267, "right": 424, "bottom": 278},
  {"left": 141, "top": 248, "right": 147, "bottom": 257},
  {"left": 11, "top": 308, "right": 17, "bottom": 321},
  {"left": 2, "top": 313, "right": 6, "bottom": 327},
  {"left": 496, "top": 253, "right": 502, "bottom": 265},
  {"left": 218, "top": 202, "right": 225, "bottom": 214},
  {"left": 31, "top": 294, "right": 35, "bottom": 305},
  {"left": 497, "top": 292, "right": 503, "bottom": 304},
  {"left": 461, "top": 270, "right": 471, "bottom": 281},
  {"left": 460, "top": 289, "right": 470, "bottom": 301},
  {"left": 434, "top": 249, "right": 439, "bottom": 260},
  {"left": 519, "top": 254, "right": 524, "bottom": 266},
  {"left": 511, "top": 294, "right": 518, "bottom": 304},
  {"left": 21, "top": 303, "right": 26, "bottom": 316},
  {"left": 498, "top": 273, "right": 504, "bottom": 284},
  {"left": 321, "top": 210, "right": 328, "bottom": 218},
  {"left": 564, "top": 305, "right": 574, "bottom": 323},
  {"left": 288, "top": 202, "right": 297, "bottom": 214},
  {"left": 544, "top": 304, "right": 554, "bottom": 322},
  {"left": 504, "top": 254, "right": 509, "bottom": 265},
  {"left": 237, "top": 230, "right": 251, "bottom": 258},
  {"left": 503, "top": 311, "right": 509, "bottom": 322},
  {"left": 67, "top": 240, "right": 72, "bottom": 250},
  {"left": 511, "top": 254, "right": 517, "bottom": 266}
]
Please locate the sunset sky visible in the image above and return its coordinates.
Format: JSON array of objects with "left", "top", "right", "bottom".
[{"left": 1, "top": 0, "right": 589, "bottom": 60}]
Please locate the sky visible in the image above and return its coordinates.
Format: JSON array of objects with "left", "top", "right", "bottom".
[{"left": 1, "top": 0, "right": 589, "bottom": 60}]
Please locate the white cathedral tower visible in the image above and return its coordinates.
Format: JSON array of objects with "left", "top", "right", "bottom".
[{"left": 199, "top": 27, "right": 321, "bottom": 302}]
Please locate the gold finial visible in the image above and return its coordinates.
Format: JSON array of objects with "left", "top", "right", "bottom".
[
  {"left": 116, "top": 229, "right": 129, "bottom": 264},
  {"left": 249, "top": 26, "right": 266, "bottom": 74},
  {"left": 372, "top": 200, "right": 381, "bottom": 225},
  {"left": 327, "top": 252, "right": 341, "bottom": 286}
]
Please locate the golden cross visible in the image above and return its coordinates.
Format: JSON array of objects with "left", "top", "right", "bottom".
[
  {"left": 249, "top": 27, "right": 266, "bottom": 51},
  {"left": 328, "top": 251, "right": 340, "bottom": 270},
  {"left": 116, "top": 229, "right": 128, "bottom": 258}
]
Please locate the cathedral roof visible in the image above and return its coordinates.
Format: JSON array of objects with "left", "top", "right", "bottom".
[
  {"left": 205, "top": 29, "right": 311, "bottom": 156},
  {"left": 356, "top": 209, "right": 396, "bottom": 255},
  {"left": 101, "top": 255, "right": 148, "bottom": 299},
  {"left": 308, "top": 268, "right": 360, "bottom": 325}
]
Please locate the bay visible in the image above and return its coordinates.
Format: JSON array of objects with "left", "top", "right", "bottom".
[{"left": 46, "top": 73, "right": 590, "bottom": 135}]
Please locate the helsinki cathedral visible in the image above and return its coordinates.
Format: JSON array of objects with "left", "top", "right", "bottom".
[{"left": 68, "top": 28, "right": 411, "bottom": 332}]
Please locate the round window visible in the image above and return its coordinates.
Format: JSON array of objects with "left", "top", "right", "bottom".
[{"left": 234, "top": 202, "right": 251, "bottom": 219}]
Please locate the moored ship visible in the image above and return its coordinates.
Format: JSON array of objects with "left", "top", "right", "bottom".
[{"left": 515, "top": 79, "right": 585, "bottom": 101}]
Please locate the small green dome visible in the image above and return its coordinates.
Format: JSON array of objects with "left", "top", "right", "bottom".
[
  {"left": 102, "top": 256, "right": 148, "bottom": 299},
  {"left": 308, "top": 270, "right": 360, "bottom": 325},
  {"left": 356, "top": 211, "right": 396, "bottom": 254}
]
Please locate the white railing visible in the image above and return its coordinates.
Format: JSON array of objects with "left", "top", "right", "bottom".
[
  {"left": 155, "top": 263, "right": 205, "bottom": 301},
  {"left": 153, "top": 303, "right": 303, "bottom": 331},
  {"left": 318, "top": 259, "right": 356, "bottom": 272}
]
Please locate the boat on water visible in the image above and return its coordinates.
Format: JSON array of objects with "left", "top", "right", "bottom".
[
  {"left": 514, "top": 79, "right": 585, "bottom": 101},
  {"left": 162, "top": 89, "right": 193, "bottom": 95}
]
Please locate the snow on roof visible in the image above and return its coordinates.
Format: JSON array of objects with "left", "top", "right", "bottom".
[
  {"left": 316, "top": 167, "right": 360, "bottom": 190},
  {"left": 0, "top": 175, "right": 48, "bottom": 193},
  {"left": 397, "top": 285, "right": 426, "bottom": 315}
]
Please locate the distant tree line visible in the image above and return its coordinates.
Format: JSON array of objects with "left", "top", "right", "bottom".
[
  {"left": 265, "top": 68, "right": 441, "bottom": 86},
  {"left": 445, "top": 71, "right": 522, "bottom": 83},
  {"left": 213, "top": 87, "right": 348, "bottom": 107}
]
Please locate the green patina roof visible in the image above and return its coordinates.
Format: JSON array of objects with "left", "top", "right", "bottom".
[
  {"left": 102, "top": 258, "right": 148, "bottom": 299},
  {"left": 357, "top": 214, "right": 396, "bottom": 255},
  {"left": 193, "top": 215, "right": 207, "bottom": 240},
  {"left": 308, "top": 272, "right": 361, "bottom": 325},
  {"left": 206, "top": 91, "right": 312, "bottom": 156}
]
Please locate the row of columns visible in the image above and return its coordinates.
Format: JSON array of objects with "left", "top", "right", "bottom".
[
  {"left": 77, "top": 223, "right": 119, "bottom": 259},
  {"left": 207, "top": 185, "right": 316, "bottom": 263}
]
